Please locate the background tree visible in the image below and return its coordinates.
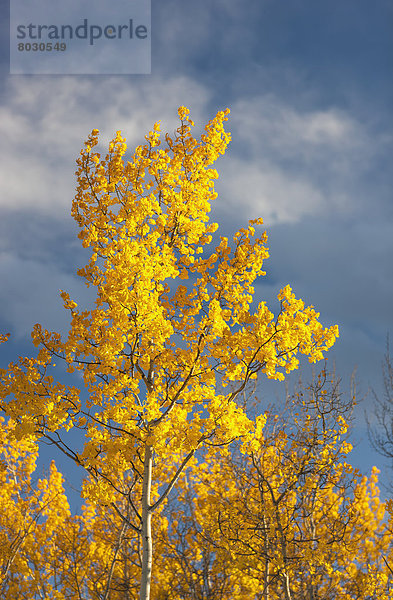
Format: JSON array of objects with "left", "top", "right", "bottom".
[
  {"left": 0, "top": 108, "right": 339, "bottom": 600},
  {"left": 367, "top": 339, "right": 393, "bottom": 485},
  {"left": 153, "top": 369, "right": 392, "bottom": 600},
  {"left": 366, "top": 337, "right": 393, "bottom": 584},
  {"left": 0, "top": 415, "right": 72, "bottom": 599}
]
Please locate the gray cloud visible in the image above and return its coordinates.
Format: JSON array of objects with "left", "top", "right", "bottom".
[
  {"left": 214, "top": 95, "right": 391, "bottom": 227},
  {"left": 0, "top": 76, "right": 210, "bottom": 214}
]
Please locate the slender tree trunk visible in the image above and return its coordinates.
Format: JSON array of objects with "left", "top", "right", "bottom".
[
  {"left": 263, "top": 526, "right": 270, "bottom": 600},
  {"left": 139, "top": 445, "right": 153, "bottom": 600},
  {"left": 259, "top": 486, "right": 270, "bottom": 600}
]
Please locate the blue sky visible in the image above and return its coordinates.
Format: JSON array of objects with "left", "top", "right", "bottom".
[{"left": 0, "top": 0, "right": 392, "bottom": 497}]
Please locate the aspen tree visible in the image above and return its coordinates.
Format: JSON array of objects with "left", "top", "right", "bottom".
[
  {"left": 0, "top": 108, "right": 339, "bottom": 600},
  {"left": 0, "top": 416, "right": 71, "bottom": 599}
]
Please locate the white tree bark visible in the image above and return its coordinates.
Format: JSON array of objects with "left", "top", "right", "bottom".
[{"left": 139, "top": 444, "right": 153, "bottom": 600}]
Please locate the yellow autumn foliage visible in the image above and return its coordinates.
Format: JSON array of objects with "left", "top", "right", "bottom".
[{"left": 0, "top": 107, "right": 365, "bottom": 600}]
